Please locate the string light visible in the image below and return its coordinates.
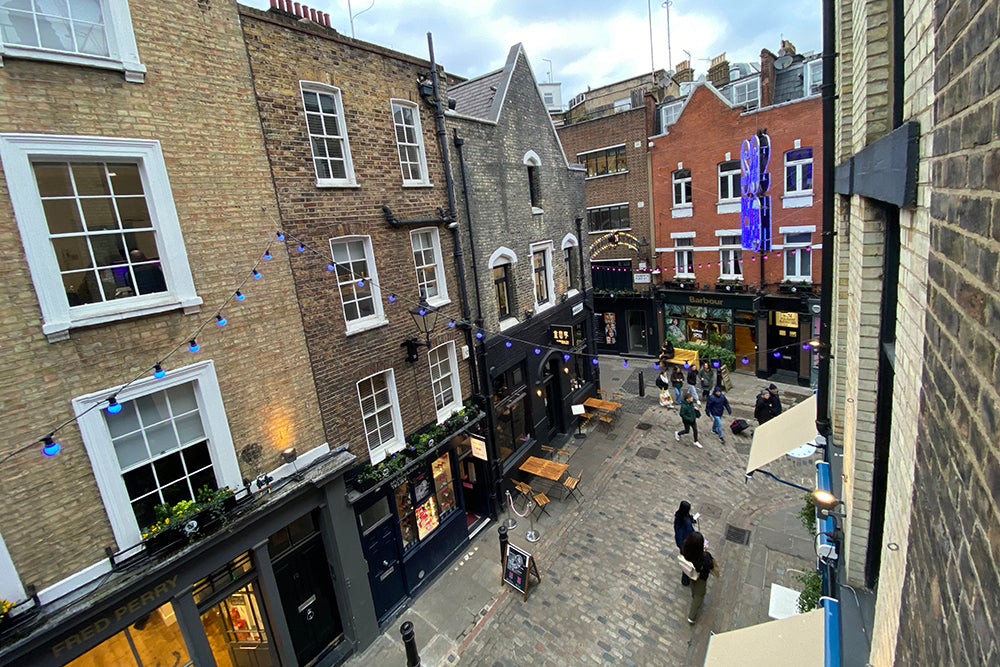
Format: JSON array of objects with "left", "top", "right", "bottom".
[
  {"left": 742, "top": 356, "right": 750, "bottom": 364},
  {"left": 216, "top": 314, "right": 227, "bottom": 327},
  {"left": 276, "top": 231, "right": 285, "bottom": 241},
  {"left": 773, "top": 351, "right": 781, "bottom": 358},
  {"left": 252, "top": 269, "right": 262, "bottom": 279},
  {"left": 448, "top": 319, "right": 456, "bottom": 327},
  {"left": 263, "top": 250, "right": 272, "bottom": 260},
  {"left": 592, "top": 358, "right": 599, "bottom": 365},
  {"left": 357, "top": 279, "right": 364, "bottom": 287},
  {"left": 41, "top": 435, "right": 60, "bottom": 457},
  {"left": 505, "top": 340, "right": 512, "bottom": 348},
  {"left": 235, "top": 290, "right": 245, "bottom": 301},
  {"left": 388, "top": 294, "right": 396, "bottom": 302},
  {"left": 327, "top": 263, "right": 335, "bottom": 271},
  {"left": 298, "top": 244, "right": 306, "bottom": 252},
  {"left": 106, "top": 397, "right": 122, "bottom": 415},
  {"left": 189, "top": 339, "right": 200, "bottom": 353},
  {"left": 476, "top": 331, "right": 484, "bottom": 339},
  {"left": 622, "top": 360, "right": 628, "bottom": 367},
  {"left": 533, "top": 348, "right": 541, "bottom": 355},
  {"left": 153, "top": 364, "right": 166, "bottom": 379},
  {"left": 563, "top": 354, "right": 570, "bottom": 361}
]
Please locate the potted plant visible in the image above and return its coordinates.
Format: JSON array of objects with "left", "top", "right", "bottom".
[
  {"left": 355, "top": 463, "right": 383, "bottom": 491},
  {"left": 142, "top": 486, "right": 235, "bottom": 554},
  {"left": 779, "top": 279, "right": 804, "bottom": 293},
  {"left": 715, "top": 279, "right": 743, "bottom": 292}
]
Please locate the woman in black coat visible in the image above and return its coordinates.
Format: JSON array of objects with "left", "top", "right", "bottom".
[
  {"left": 754, "top": 390, "right": 775, "bottom": 424},
  {"left": 673, "top": 501, "right": 697, "bottom": 585},
  {"left": 682, "top": 531, "right": 715, "bottom": 624}
]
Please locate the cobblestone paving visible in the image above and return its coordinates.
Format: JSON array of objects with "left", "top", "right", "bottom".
[{"left": 456, "top": 371, "right": 816, "bottom": 666}]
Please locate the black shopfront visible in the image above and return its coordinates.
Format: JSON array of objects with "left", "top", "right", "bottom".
[{"left": 8, "top": 451, "right": 378, "bottom": 667}]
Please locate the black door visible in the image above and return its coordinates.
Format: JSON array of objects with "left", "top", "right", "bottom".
[
  {"left": 626, "top": 310, "right": 647, "bottom": 353},
  {"left": 272, "top": 536, "right": 343, "bottom": 666},
  {"left": 359, "top": 500, "right": 407, "bottom": 621},
  {"left": 769, "top": 311, "right": 800, "bottom": 373}
]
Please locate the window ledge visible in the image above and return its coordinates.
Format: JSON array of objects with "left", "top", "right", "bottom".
[
  {"left": 0, "top": 45, "right": 146, "bottom": 82},
  {"left": 402, "top": 181, "right": 434, "bottom": 188},
  {"left": 584, "top": 170, "right": 629, "bottom": 181},
  {"left": 716, "top": 201, "right": 741, "bottom": 215},
  {"left": 344, "top": 317, "right": 390, "bottom": 336},
  {"left": 531, "top": 207, "right": 544, "bottom": 216},
  {"left": 782, "top": 193, "right": 814, "bottom": 208},
  {"left": 316, "top": 179, "right": 360, "bottom": 188},
  {"left": 588, "top": 226, "right": 631, "bottom": 235},
  {"left": 535, "top": 301, "right": 553, "bottom": 314},
  {"left": 671, "top": 206, "right": 693, "bottom": 218},
  {"left": 498, "top": 316, "right": 519, "bottom": 332},
  {"left": 426, "top": 296, "right": 451, "bottom": 308},
  {"left": 43, "top": 295, "right": 204, "bottom": 342},
  {"left": 566, "top": 289, "right": 580, "bottom": 298}
]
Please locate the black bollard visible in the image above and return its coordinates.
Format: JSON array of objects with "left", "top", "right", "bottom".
[
  {"left": 638, "top": 370, "right": 645, "bottom": 397},
  {"left": 401, "top": 621, "right": 421, "bottom": 667},
  {"left": 498, "top": 525, "right": 509, "bottom": 567}
]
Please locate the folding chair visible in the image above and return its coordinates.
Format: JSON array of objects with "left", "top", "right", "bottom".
[
  {"left": 540, "top": 445, "right": 554, "bottom": 456},
  {"left": 513, "top": 481, "right": 533, "bottom": 511},
  {"left": 599, "top": 413, "right": 615, "bottom": 430},
  {"left": 612, "top": 392, "right": 624, "bottom": 402},
  {"left": 555, "top": 448, "right": 571, "bottom": 462},
  {"left": 562, "top": 471, "right": 583, "bottom": 503},
  {"left": 578, "top": 411, "right": 594, "bottom": 429},
  {"left": 597, "top": 389, "right": 609, "bottom": 399},
  {"left": 532, "top": 492, "right": 551, "bottom": 518}
]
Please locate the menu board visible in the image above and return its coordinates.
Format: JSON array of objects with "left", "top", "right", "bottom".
[
  {"left": 503, "top": 543, "right": 529, "bottom": 594},
  {"left": 415, "top": 496, "right": 440, "bottom": 540}
]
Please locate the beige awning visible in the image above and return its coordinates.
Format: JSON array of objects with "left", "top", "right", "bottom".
[
  {"left": 703, "top": 608, "right": 825, "bottom": 667},
  {"left": 745, "top": 394, "right": 818, "bottom": 474}
]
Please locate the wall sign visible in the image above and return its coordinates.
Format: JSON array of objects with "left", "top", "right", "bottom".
[
  {"left": 469, "top": 435, "right": 487, "bottom": 461},
  {"left": 551, "top": 324, "right": 575, "bottom": 347},
  {"left": 740, "top": 131, "right": 772, "bottom": 252},
  {"left": 603, "top": 312, "right": 617, "bottom": 345},
  {"left": 775, "top": 311, "right": 799, "bottom": 328},
  {"left": 633, "top": 273, "right": 651, "bottom": 284}
]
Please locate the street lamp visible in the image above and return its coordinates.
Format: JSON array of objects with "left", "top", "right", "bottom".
[{"left": 402, "top": 298, "right": 439, "bottom": 362}]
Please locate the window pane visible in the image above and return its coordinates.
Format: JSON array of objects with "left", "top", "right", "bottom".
[
  {"left": 51, "top": 236, "right": 93, "bottom": 271},
  {"left": 136, "top": 392, "right": 171, "bottom": 426},
  {"left": 123, "top": 463, "right": 156, "bottom": 501},
  {"left": 33, "top": 162, "right": 74, "bottom": 197},
  {"left": 153, "top": 451, "right": 186, "bottom": 488},
  {"left": 183, "top": 442, "right": 212, "bottom": 475},
  {"left": 115, "top": 431, "right": 150, "bottom": 469},
  {"left": 175, "top": 413, "right": 206, "bottom": 447},
  {"left": 167, "top": 383, "right": 198, "bottom": 415}
]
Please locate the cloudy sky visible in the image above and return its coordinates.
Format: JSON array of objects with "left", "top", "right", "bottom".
[{"left": 245, "top": 0, "right": 821, "bottom": 102}]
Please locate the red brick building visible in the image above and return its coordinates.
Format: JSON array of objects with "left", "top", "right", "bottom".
[{"left": 650, "top": 75, "right": 822, "bottom": 383}]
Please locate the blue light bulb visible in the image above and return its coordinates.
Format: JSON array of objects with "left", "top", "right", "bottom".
[
  {"left": 622, "top": 360, "right": 628, "bottom": 368},
  {"left": 263, "top": 251, "right": 272, "bottom": 260},
  {"left": 534, "top": 348, "right": 541, "bottom": 355},
  {"left": 802, "top": 344, "right": 811, "bottom": 350},
  {"left": 189, "top": 339, "right": 200, "bottom": 353},
  {"left": 42, "top": 436, "right": 60, "bottom": 457},
  {"left": 298, "top": 244, "right": 306, "bottom": 252},
  {"left": 388, "top": 294, "right": 396, "bottom": 302},
  {"left": 654, "top": 363, "right": 660, "bottom": 370},
  {"left": 252, "top": 269, "right": 261, "bottom": 280},
  {"left": 418, "top": 308, "right": 426, "bottom": 316},
  {"left": 357, "top": 279, "right": 364, "bottom": 287},
  {"left": 505, "top": 341, "right": 512, "bottom": 348},
  {"left": 683, "top": 362, "right": 690, "bottom": 369},
  {"left": 327, "top": 263, "right": 335, "bottom": 271},
  {"left": 742, "top": 356, "right": 750, "bottom": 365},
  {"left": 106, "top": 398, "right": 122, "bottom": 415},
  {"left": 476, "top": 331, "right": 484, "bottom": 339},
  {"left": 153, "top": 364, "right": 166, "bottom": 379},
  {"left": 235, "top": 291, "right": 245, "bottom": 301},
  {"left": 773, "top": 351, "right": 781, "bottom": 358},
  {"left": 448, "top": 320, "right": 456, "bottom": 327},
  {"left": 216, "top": 315, "right": 227, "bottom": 326},
  {"left": 276, "top": 231, "right": 285, "bottom": 241},
  {"left": 563, "top": 354, "right": 570, "bottom": 362},
  {"left": 592, "top": 358, "right": 599, "bottom": 366}
]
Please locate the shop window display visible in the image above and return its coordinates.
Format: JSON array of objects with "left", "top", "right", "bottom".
[
  {"left": 395, "top": 453, "right": 458, "bottom": 550},
  {"left": 200, "top": 584, "right": 274, "bottom": 667},
  {"left": 64, "top": 602, "right": 192, "bottom": 667}
]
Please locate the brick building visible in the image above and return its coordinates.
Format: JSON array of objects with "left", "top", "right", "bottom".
[
  {"left": 828, "top": 0, "right": 1000, "bottom": 663},
  {"left": 445, "top": 44, "right": 590, "bottom": 499},
  {"left": 649, "top": 49, "right": 823, "bottom": 385},
  {"left": 0, "top": 0, "right": 357, "bottom": 665},
  {"left": 239, "top": 2, "right": 483, "bottom": 641},
  {"left": 558, "top": 86, "right": 660, "bottom": 358}
]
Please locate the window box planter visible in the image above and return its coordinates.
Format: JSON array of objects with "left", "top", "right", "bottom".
[
  {"left": 663, "top": 280, "right": 695, "bottom": 290},
  {"left": 778, "top": 282, "right": 807, "bottom": 294},
  {"left": 715, "top": 281, "right": 745, "bottom": 292}
]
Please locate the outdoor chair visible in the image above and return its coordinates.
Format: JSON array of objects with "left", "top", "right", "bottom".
[
  {"left": 532, "top": 491, "right": 551, "bottom": 518},
  {"left": 562, "top": 471, "right": 583, "bottom": 503}
]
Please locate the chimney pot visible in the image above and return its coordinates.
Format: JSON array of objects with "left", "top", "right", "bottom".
[
  {"left": 293, "top": 2, "right": 301, "bottom": 17},
  {"left": 323, "top": 12, "right": 330, "bottom": 26},
  {"left": 311, "top": 7, "right": 318, "bottom": 21},
  {"left": 270, "top": 0, "right": 277, "bottom": 7}
]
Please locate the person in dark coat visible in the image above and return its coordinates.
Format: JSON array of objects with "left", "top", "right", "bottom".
[
  {"left": 754, "top": 389, "right": 775, "bottom": 424},
  {"left": 705, "top": 387, "right": 732, "bottom": 442},
  {"left": 682, "top": 531, "right": 715, "bottom": 623},
  {"left": 699, "top": 362, "right": 715, "bottom": 400},
  {"left": 767, "top": 383, "right": 783, "bottom": 416},
  {"left": 670, "top": 366, "right": 685, "bottom": 405},
  {"left": 675, "top": 394, "right": 702, "bottom": 448},
  {"left": 655, "top": 369, "right": 674, "bottom": 408},
  {"left": 674, "top": 501, "right": 698, "bottom": 585}
]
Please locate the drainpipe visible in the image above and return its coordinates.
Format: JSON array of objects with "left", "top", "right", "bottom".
[
  {"left": 814, "top": 0, "right": 836, "bottom": 439},
  {"left": 576, "top": 216, "right": 599, "bottom": 388}
]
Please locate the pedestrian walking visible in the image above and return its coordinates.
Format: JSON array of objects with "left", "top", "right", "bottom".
[
  {"left": 754, "top": 389, "right": 775, "bottom": 424},
  {"left": 673, "top": 501, "right": 699, "bottom": 586},
  {"left": 681, "top": 531, "right": 716, "bottom": 624},
  {"left": 767, "top": 383, "right": 783, "bottom": 416},
  {"left": 675, "top": 394, "right": 702, "bottom": 448},
  {"left": 706, "top": 386, "right": 732, "bottom": 442},
  {"left": 699, "top": 362, "right": 715, "bottom": 400},
  {"left": 655, "top": 368, "right": 674, "bottom": 409},
  {"left": 671, "top": 366, "right": 685, "bottom": 406}
]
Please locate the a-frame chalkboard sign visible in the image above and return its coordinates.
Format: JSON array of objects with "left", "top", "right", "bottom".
[{"left": 502, "top": 543, "right": 541, "bottom": 601}]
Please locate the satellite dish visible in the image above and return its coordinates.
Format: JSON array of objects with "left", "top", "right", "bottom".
[{"left": 774, "top": 55, "right": 794, "bottom": 70}]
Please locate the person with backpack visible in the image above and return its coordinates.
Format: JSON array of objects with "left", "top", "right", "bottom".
[
  {"left": 681, "top": 531, "right": 716, "bottom": 624},
  {"left": 706, "top": 386, "right": 732, "bottom": 442},
  {"left": 755, "top": 389, "right": 775, "bottom": 425},
  {"left": 673, "top": 501, "right": 699, "bottom": 586},
  {"left": 675, "top": 394, "right": 702, "bottom": 448}
]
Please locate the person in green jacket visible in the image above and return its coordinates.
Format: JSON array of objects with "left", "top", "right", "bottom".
[{"left": 675, "top": 393, "right": 702, "bottom": 448}]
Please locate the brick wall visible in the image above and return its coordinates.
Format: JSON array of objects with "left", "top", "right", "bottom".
[
  {"left": 895, "top": 0, "right": 1000, "bottom": 663},
  {"left": 446, "top": 48, "right": 587, "bottom": 330},
  {"left": 648, "top": 85, "right": 823, "bottom": 288},
  {"left": 239, "top": 7, "right": 472, "bottom": 465},
  {"left": 0, "top": 0, "right": 323, "bottom": 587}
]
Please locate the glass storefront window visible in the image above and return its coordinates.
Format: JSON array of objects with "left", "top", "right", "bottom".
[
  {"left": 433, "top": 453, "right": 456, "bottom": 517},
  {"left": 64, "top": 602, "right": 192, "bottom": 667},
  {"left": 414, "top": 496, "right": 440, "bottom": 539},
  {"left": 201, "top": 583, "right": 275, "bottom": 667},
  {"left": 192, "top": 552, "right": 254, "bottom": 606},
  {"left": 395, "top": 480, "right": 418, "bottom": 552}
]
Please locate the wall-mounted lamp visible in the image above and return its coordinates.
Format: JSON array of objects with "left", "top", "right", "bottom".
[
  {"left": 401, "top": 297, "right": 439, "bottom": 362},
  {"left": 281, "top": 447, "right": 298, "bottom": 464},
  {"left": 812, "top": 489, "right": 846, "bottom": 518}
]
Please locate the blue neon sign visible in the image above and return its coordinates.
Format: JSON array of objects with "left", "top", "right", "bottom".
[{"left": 740, "top": 131, "right": 772, "bottom": 252}]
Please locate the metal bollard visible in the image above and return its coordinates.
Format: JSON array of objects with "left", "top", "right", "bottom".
[
  {"left": 401, "top": 621, "right": 421, "bottom": 667},
  {"left": 498, "top": 525, "right": 508, "bottom": 567},
  {"left": 638, "top": 370, "right": 645, "bottom": 397}
]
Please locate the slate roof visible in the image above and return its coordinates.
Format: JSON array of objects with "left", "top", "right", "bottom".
[{"left": 449, "top": 69, "right": 505, "bottom": 120}]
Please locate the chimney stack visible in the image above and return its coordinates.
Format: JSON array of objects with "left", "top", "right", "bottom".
[
  {"left": 779, "top": 39, "right": 797, "bottom": 56},
  {"left": 707, "top": 52, "right": 730, "bottom": 88},
  {"left": 674, "top": 59, "right": 694, "bottom": 84},
  {"left": 759, "top": 49, "right": 777, "bottom": 107}
]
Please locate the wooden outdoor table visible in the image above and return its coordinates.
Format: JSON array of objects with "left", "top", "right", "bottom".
[
  {"left": 583, "top": 397, "right": 622, "bottom": 413},
  {"left": 518, "top": 456, "right": 569, "bottom": 482}
]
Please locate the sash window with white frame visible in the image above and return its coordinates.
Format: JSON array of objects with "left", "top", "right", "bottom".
[
  {"left": 785, "top": 148, "right": 813, "bottom": 194},
  {"left": 729, "top": 77, "right": 760, "bottom": 110},
  {"left": 429, "top": 342, "right": 461, "bottom": 423},
  {"left": 411, "top": 227, "right": 447, "bottom": 304},
  {"left": 0, "top": 134, "right": 200, "bottom": 340},
  {"left": 493, "top": 263, "right": 512, "bottom": 319},
  {"left": 784, "top": 232, "right": 813, "bottom": 281},
  {"left": 0, "top": 0, "right": 145, "bottom": 81},
  {"left": 301, "top": 82, "right": 356, "bottom": 186},
  {"left": 674, "top": 238, "right": 694, "bottom": 277},
  {"left": 531, "top": 243, "right": 553, "bottom": 308},
  {"left": 392, "top": 100, "right": 429, "bottom": 185},
  {"left": 672, "top": 169, "right": 692, "bottom": 207},
  {"left": 578, "top": 145, "right": 626, "bottom": 178},
  {"left": 718, "top": 160, "right": 741, "bottom": 202},
  {"left": 718, "top": 235, "right": 743, "bottom": 278},
  {"left": 331, "top": 236, "right": 384, "bottom": 331},
  {"left": 358, "top": 370, "right": 403, "bottom": 463},
  {"left": 659, "top": 101, "right": 683, "bottom": 129}
]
